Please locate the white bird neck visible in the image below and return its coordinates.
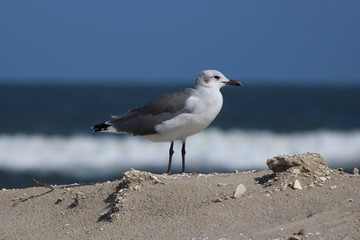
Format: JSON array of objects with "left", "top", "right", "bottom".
[
  {"left": 194, "top": 84, "right": 223, "bottom": 107},
  {"left": 195, "top": 81, "right": 222, "bottom": 91}
]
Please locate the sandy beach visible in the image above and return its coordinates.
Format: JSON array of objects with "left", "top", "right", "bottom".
[{"left": 1, "top": 153, "right": 359, "bottom": 240}]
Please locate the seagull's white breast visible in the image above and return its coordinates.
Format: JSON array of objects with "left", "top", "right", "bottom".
[{"left": 147, "top": 87, "right": 223, "bottom": 142}]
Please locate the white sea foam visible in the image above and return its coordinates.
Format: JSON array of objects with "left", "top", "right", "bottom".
[{"left": 0, "top": 128, "right": 359, "bottom": 176}]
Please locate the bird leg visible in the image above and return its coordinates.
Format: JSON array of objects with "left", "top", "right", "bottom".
[
  {"left": 167, "top": 141, "right": 174, "bottom": 174},
  {"left": 181, "top": 141, "right": 186, "bottom": 173}
]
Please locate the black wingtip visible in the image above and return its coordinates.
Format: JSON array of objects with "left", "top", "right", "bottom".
[{"left": 91, "top": 123, "right": 110, "bottom": 132}]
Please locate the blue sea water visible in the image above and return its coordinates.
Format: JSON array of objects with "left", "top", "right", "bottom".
[{"left": 0, "top": 83, "right": 359, "bottom": 188}]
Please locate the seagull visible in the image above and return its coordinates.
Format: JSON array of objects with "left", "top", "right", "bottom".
[{"left": 92, "top": 70, "right": 243, "bottom": 174}]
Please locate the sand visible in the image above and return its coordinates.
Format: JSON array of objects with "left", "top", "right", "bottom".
[{"left": 0, "top": 153, "right": 359, "bottom": 240}]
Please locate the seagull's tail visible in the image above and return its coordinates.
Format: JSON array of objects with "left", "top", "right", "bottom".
[{"left": 91, "top": 123, "right": 111, "bottom": 132}]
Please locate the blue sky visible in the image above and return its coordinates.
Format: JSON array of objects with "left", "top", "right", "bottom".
[{"left": 0, "top": 0, "right": 360, "bottom": 84}]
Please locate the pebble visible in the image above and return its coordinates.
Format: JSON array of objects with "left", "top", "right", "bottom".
[
  {"left": 297, "top": 228, "right": 305, "bottom": 235},
  {"left": 292, "top": 168, "right": 300, "bottom": 175},
  {"left": 76, "top": 192, "right": 86, "bottom": 199},
  {"left": 150, "top": 175, "right": 164, "bottom": 184},
  {"left": 292, "top": 179, "right": 303, "bottom": 190},
  {"left": 330, "top": 185, "right": 337, "bottom": 189},
  {"left": 353, "top": 168, "right": 359, "bottom": 175},
  {"left": 319, "top": 177, "right": 327, "bottom": 182},
  {"left": 233, "top": 184, "right": 247, "bottom": 199}
]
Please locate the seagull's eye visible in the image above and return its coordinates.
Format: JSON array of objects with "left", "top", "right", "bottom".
[{"left": 214, "top": 75, "right": 220, "bottom": 80}]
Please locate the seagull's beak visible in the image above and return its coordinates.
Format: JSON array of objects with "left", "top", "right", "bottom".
[{"left": 225, "top": 80, "right": 243, "bottom": 87}]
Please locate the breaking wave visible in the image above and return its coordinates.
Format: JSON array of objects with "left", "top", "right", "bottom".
[{"left": 0, "top": 128, "right": 359, "bottom": 176}]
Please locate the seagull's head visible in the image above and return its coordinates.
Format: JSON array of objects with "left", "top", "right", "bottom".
[{"left": 196, "top": 70, "right": 243, "bottom": 89}]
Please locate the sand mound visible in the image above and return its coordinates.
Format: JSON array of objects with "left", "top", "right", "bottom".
[{"left": 264, "top": 152, "right": 344, "bottom": 191}]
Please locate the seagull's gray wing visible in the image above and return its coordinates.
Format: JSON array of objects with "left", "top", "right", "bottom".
[{"left": 106, "top": 88, "right": 195, "bottom": 136}]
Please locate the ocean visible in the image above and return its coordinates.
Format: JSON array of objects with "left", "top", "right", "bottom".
[{"left": 1, "top": 83, "right": 359, "bottom": 188}]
